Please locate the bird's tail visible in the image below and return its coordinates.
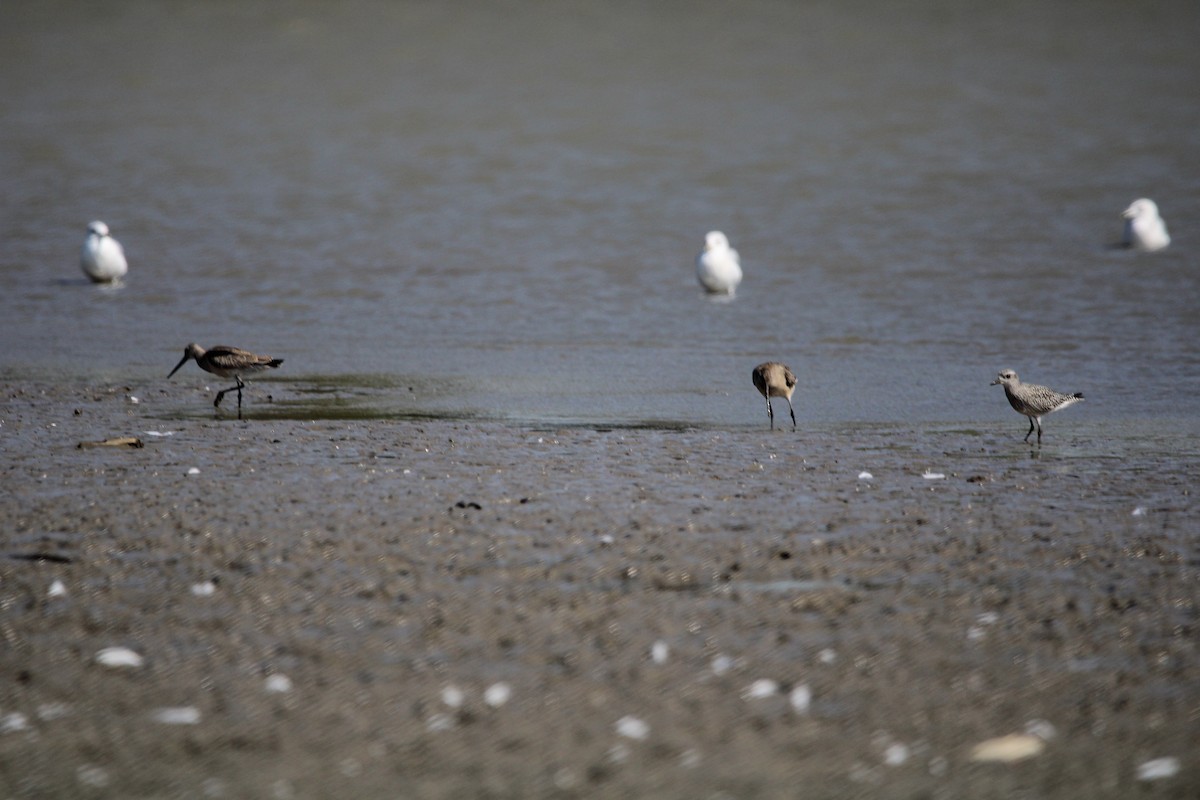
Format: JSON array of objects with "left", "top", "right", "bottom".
[
  {"left": 1073, "top": 392, "right": 1084, "bottom": 400},
  {"left": 268, "top": 358, "right": 284, "bottom": 368}
]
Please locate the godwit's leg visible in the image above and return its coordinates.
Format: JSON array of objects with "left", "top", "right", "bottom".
[
  {"left": 765, "top": 395, "right": 774, "bottom": 429},
  {"left": 1034, "top": 416, "right": 1043, "bottom": 444},
  {"left": 235, "top": 376, "right": 245, "bottom": 420},
  {"left": 785, "top": 398, "right": 796, "bottom": 430},
  {"left": 1024, "top": 417, "right": 1035, "bottom": 442},
  {"left": 214, "top": 377, "right": 246, "bottom": 416}
]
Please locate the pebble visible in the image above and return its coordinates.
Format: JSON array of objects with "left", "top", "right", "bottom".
[
  {"left": 1023, "top": 719, "right": 1057, "bottom": 741},
  {"left": 710, "top": 654, "right": 735, "bottom": 675},
  {"left": 187, "top": 467, "right": 201, "bottom": 475},
  {"left": 789, "top": 683, "right": 812, "bottom": 713},
  {"left": 48, "top": 579, "right": 67, "bottom": 598},
  {"left": 968, "top": 733, "right": 1045, "bottom": 763},
  {"left": 0, "top": 712, "right": 30, "bottom": 734},
  {"left": 922, "top": 471, "right": 946, "bottom": 480},
  {"left": 883, "top": 742, "right": 910, "bottom": 766},
  {"left": 650, "top": 640, "right": 669, "bottom": 664},
  {"left": 95, "top": 646, "right": 144, "bottom": 668},
  {"left": 858, "top": 471, "right": 873, "bottom": 480},
  {"left": 1136, "top": 756, "right": 1180, "bottom": 781},
  {"left": 742, "top": 679, "right": 779, "bottom": 700},
  {"left": 264, "top": 674, "right": 293, "bottom": 694},
  {"left": 151, "top": 706, "right": 201, "bottom": 725},
  {"left": 483, "top": 682, "right": 512, "bottom": 708},
  {"left": 615, "top": 715, "right": 649, "bottom": 740},
  {"left": 441, "top": 685, "right": 465, "bottom": 708}
]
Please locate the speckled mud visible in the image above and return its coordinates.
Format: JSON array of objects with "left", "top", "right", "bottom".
[{"left": 1, "top": 381, "right": 1197, "bottom": 798}]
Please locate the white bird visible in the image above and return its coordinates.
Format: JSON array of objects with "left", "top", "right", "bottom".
[
  {"left": 695, "top": 231, "right": 742, "bottom": 296},
  {"left": 80, "top": 221, "right": 128, "bottom": 283},
  {"left": 1121, "top": 199, "right": 1170, "bottom": 252}
]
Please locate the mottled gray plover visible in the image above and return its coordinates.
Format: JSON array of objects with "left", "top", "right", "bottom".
[
  {"left": 752, "top": 362, "right": 797, "bottom": 430},
  {"left": 1121, "top": 198, "right": 1170, "bottom": 252},
  {"left": 168, "top": 344, "right": 284, "bottom": 420},
  {"left": 80, "top": 221, "right": 128, "bottom": 283},
  {"left": 696, "top": 231, "right": 742, "bottom": 296},
  {"left": 991, "top": 369, "right": 1083, "bottom": 444}
]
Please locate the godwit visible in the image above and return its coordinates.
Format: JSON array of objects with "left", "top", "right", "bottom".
[
  {"left": 991, "top": 369, "right": 1083, "bottom": 444},
  {"left": 168, "top": 344, "right": 284, "bottom": 420},
  {"left": 752, "top": 362, "right": 797, "bottom": 430},
  {"left": 80, "top": 221, "right": 128, "bottom": 283},
  {"left": 696, "top": 231, "right": 742, "bottom": 296},
  {"left": 1121, "top": 198, "right": 1170, "bottom": 252}
]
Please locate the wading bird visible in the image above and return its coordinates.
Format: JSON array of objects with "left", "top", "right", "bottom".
[
  {"left": 752, "top": 361, "right": 797, "bottom": 430},
  {"left": 991, "top": 369, "right": 1083, "bottom": 444},
  {"left": 168, "top": 343, "right": 283, "bottom": 419}
]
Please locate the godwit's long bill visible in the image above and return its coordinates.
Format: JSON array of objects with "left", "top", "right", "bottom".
[{"left": 168, "top": 343, "right": 283, "bottom": 420}]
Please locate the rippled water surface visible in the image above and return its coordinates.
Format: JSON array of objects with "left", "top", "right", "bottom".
[{"left": 2, "top": 1, "right": 1198, "bottom": 430}]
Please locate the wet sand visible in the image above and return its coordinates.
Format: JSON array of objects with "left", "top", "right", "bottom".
[{"left": 1, "top": 381, "right": 1196, "bottom": 798}]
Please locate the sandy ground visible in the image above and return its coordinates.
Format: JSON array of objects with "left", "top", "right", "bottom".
[{"left": 1, "top": 380, "right": 1197, "bottom": 798}]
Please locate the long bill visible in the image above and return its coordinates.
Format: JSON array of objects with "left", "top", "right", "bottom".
[{"left": 167, "top": 353, "right": 191, "bottom": 379}]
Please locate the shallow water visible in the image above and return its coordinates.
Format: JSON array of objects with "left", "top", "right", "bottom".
[{"left": 2, "top": 1, "right": 1198, "bottom": 429}]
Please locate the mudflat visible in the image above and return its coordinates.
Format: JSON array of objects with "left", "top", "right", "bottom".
[{"left": 1, "top": 381, "right": 1196, "bottom": 798}]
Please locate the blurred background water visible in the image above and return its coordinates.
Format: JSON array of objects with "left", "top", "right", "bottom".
[{"left": 1, "top": 0, "right": 1198, "bottom": 428}]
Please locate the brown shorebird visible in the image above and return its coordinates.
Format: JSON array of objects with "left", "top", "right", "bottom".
[
  {"left": 168, "top": 344, "right": 283, "bottom": 419},
  {"left": 991, "top": 369, "right": 1083, "bottom": 444},
  {"left": 752, "top": 362, "right": 797, "bottom": 430}
]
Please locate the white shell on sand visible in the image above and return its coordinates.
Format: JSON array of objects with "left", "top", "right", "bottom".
[
  {"left": 883, "top": 742, "right": 910, "bottom": 766},
  {"left": 95, "top": 647, "right": 144, "bottom": 668},
  {"left": 151, "top": 706, "right": 201, "bottom": 725},
  {"left": 789, "top": 684, "right": 812, "bottom": 713},
  {"left": 441, "top": 686, "right": 465, "bottom": 708},
  {"left": 1, "top": 712, "right": 30, "bottom": 734},
  {"left": 968, "top": 733, "right": 1045, "bottom": 763},
  {"left": 264, "top": 674, "right": 294, "bottom": 694},
  {"left": 1136, "top": 757, "right": 1180, "bottom": 781},
  {"left": 742, "top": 678, "right": 779, "bottom": 699},
  {"left": 615, "top": 716, "right": 649, "bottom": 740},
  {"left": 484, "top": 682, "right": 512, "bottom": 708}
]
